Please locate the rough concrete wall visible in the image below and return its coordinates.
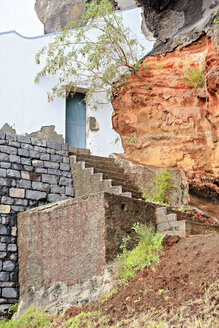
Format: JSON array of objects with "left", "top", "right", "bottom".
[
  {"left": 18, "top": 195, "right": 106, "bottom": 294},
  {"left": 17, "top": 192, "right": 157, "bottom": 312},
  {"left": 104, "top": 193, "right": 157, "bottom": 261},
  {"left": 0, "top": 132, "right": 74, "bottom": 315}
]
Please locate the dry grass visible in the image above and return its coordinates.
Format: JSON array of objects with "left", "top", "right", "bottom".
[
  {"left": 2, "top": 281, "right": 218, "bottom": 328},
  {"left": 111, "top": 280, "right": 219, "bottom": 328}
]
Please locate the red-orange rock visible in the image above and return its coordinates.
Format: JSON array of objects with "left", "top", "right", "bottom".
[{"left": 112, "top": 35, "right": 219, "bottom": 198}]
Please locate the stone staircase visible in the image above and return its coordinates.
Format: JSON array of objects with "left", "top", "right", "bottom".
[
  {"left": 69, "top": 147, "right": 219, "bottom": 238},
  {"left": 69, "top": 148, "right": 142, "bottom": 199},
  {"left": 156, "top": 207, "right": 188, "bottom": 237}
]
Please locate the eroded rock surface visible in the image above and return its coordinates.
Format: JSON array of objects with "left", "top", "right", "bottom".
[
  {"left": 138, "top": 0, "right": 219, "bottom": 54},
  {"left": 112, "top": 34, "right": 219, "bottom": 201},
  {"left": 35, "top": 0, "right": 120, "bottom": 34},
  {"left": 35, "top": 0, "right": 87, "bottom": 34}
]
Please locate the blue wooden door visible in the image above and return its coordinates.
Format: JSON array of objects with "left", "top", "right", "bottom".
[{"left": 66, "top": 93, "right": 86, "bottom": 148}]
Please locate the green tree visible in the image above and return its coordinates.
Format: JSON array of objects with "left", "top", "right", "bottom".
[{"left": 35, "top": 0, "right": 148, "bottom": 108}]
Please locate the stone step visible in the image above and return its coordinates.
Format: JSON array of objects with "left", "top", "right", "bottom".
[
  {"left": 162, "top": 230, "right": 186, "bottom": 237},
  {"left": 75, "top": 161, "right": 135, "bottom": 188},
  {"left": 157, "top": 220, "right": 184, "bottom": 232},
  {"left": 101, "top": 173, "right": 135, "bottom": 185},
  {"left": 71, "top": 155, "right": 142, "bottom": 198},
  {"left": 118, "top": 184, "right": 142, "bottom": 193},
  {"left": 121, "top": 192, "right": 132, "bottom": 198},
  {"left": 69, "top": 147, "right": 91, "bottom": 156},
  {"left": 110, "top": 185, "right": 123, "bottom": 195},
  {"left": 76, "top": 154, "right": 115, "bottom": 164},
  {"left": 119, "top": 189, "right": 142, "bottom": 199},
  {"left": 86, "top": 163, "right": 126, "bottom": 176}
]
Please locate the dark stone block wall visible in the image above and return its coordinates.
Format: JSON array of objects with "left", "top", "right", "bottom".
[{"left": 0, "top": 132, "right": 74, "bottom": 314}]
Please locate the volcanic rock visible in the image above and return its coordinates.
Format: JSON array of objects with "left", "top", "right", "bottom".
[
  {"left": 112, "top": 34, "right": 219, "bottom": 200},
  {"left": 138, "top": 0, "right": 219, "bottom": 55},
  {"left": 35, "top": 0, "right": 120, "bottom": 34},
  {"left": 35, "top": 0, "right": 87, "bottom": 34}
]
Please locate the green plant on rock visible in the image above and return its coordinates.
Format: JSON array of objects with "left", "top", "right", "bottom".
[
  {"left": 141, "top": 168, "right": 178, "bottom": 205},
  {"left": 181, "top": 61, "right": 205, "bottom": 89},
  {"left": 214, "top": 9, "right": 219, "bottom": 26},
  {"left": 114, "top": 136, "right": 120, "bottom": 145},
  {"left": 124, "top": 133, "right": 137, "bottom": 145},
  {"left": 35, "top": 0, "right": 149, "bottom": 108},
  {"left": 114, "top": 223, "right": 163, "bottom": 282}
]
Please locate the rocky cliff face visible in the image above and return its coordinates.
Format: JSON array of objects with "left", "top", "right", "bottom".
[
  {"left": 34, "top": 0, "right": 87, "bottom": 34},
  {"left": 138, "top": 0, "right": 219, "bottom": 55},
  {"left": 35, "top": 0, "right": 120, "bottom": 34},
  {"left": 112, "top": 33, "right": 219, "bottom": 201},
  {"left": 35, "top": 0, "right": 219, "bottom": 50}
]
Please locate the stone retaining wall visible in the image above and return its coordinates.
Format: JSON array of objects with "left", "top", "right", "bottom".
[
  {"left": 18, "top": 193, "right": 156, "bottom": 313},
  {"left": 0, "top": 132, "right": 74, "bottom": 314}
]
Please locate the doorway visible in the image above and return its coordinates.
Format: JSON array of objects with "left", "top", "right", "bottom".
[{"left": 65, "top": 93, "right": 86, "bottom": 148}]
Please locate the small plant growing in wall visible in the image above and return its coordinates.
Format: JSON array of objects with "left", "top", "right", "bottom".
[
  {"left": 124, "top": 133, "right": 137, "bottom": 145},
  {"left": 181, "top": 61, "right": 206, "bottom": 89},
  {"left": 213, "top": 9, "right": 219, "bottom": 26},
  {"left": 212, "top": 9, "right": 219, "bottom": 49},
  {"left": 113, "top": 223, "right": 163, "bottom": 282},
  {"left": 35, "top": 0, "right": 149, "bottom": 108},
  {"left": 141, "top": 168, "right": 179, "bottom": 205}
]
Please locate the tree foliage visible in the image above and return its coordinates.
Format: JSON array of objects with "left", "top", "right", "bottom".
[{"left": 35, "top": 0, "right": 147, "bottom": 108}]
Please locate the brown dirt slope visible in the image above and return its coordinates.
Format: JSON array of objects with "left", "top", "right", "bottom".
[{"left": 66, "top": 233, "right": 219, "bottom": 327}]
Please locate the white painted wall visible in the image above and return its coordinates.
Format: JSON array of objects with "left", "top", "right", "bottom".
[{"left": 0, "top": 7, "right": 155, "bottom": 157}]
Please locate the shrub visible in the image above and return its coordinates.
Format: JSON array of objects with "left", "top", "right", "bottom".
[
  {"left": 181, "top": 62, "right": 205, "bottom": 89},
  {"left": 141, "top": 168, "right": 178, "bottom": 205},
  {"left": 114, "top": 223, "right": 163, "bottom": 282}
]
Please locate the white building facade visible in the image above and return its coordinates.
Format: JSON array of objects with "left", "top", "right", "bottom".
[{"left": 0, "top": 6, "right": 154, "bottom": 157}]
